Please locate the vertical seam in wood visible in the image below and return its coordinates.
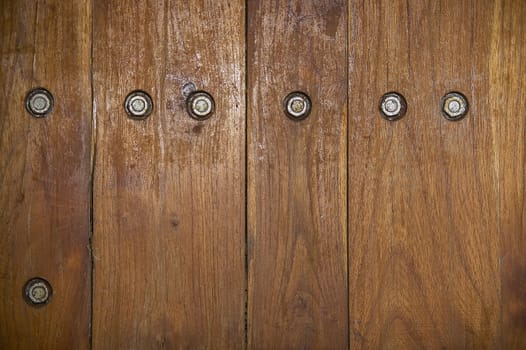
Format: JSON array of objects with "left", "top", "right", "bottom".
[
  {"left": 244, "top": 1, "right": 249, "bottom": 348},
  {"left": 346, "top": 0, "right": 351, "bottom": 348},
  {"left": 89, "top": 0, "right": 95, "bottom": 348}
]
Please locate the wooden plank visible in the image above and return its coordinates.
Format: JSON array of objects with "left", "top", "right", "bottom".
[
  {"left": 348, "top": 0, "right": 500, "bottom": 348},
  {"left": 247, "top": 1, "right": 348, "bottom": 348},
  {"left": 92, "top": 0, "right": 245, "bottom": 348},
  {"left": 0, "top": 0, "right": 91, "bottom": 348},
  {"left": 490, "top": 0, "right": 526, "bottom": 347}
]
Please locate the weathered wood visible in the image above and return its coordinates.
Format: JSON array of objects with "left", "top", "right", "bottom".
[
  {"left": 1, "top": 2, "right": 525, "bottom": 347},
  {"left": 490, "top": 1, "right": 526, "bottom": 348},
  {"left": 92, "top": 0, "right": 246, "bottom": 348},
  {"left": 0, "top": 0, "right": 92, "bottom": 348},
  {"left": 247, "top": 1, "right": 348, "bottom": 348},
  {"left": 348, "top": 0, "right": 501, "bottom": 347}
]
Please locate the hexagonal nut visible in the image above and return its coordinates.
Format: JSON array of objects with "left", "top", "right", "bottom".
[
  {"left": 441, "top": 92, "right": 469, "bottom": 121},
  {"left": 379, "top": 92, "right": 407, "bottom": 121},
  {"left": 283, "top": 91, "right": 311, "bottom": 120}
]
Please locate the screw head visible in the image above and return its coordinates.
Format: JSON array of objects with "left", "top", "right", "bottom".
[
  {"left": 187, "top": 91, "right": 215, "bottom": 120},
  {"left": 24, "top": 277, "right": 52, "bottom": 306},
  {"left": 379, "top": 92, "right": 407, "bottom": 121},
  {"left": 284, "top": 91, "right": 311, "bottom": 120},
  {"left": 25, "top": 88, "right": 54, "bottom": 117},
  {"left": 124, "top": 90, "right": 153, "bottom": 119},
  {"left": 441, "top": 92, "right": 469, "bottom": 121}
]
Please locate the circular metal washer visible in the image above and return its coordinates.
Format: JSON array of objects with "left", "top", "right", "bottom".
[
  {"left": 440, "top": 91, "right": 469, "bottom": 121},
  {"left": 283, "top": 91, "right": 311, "bottom": 121},
  {"left": 186, "top": 91, "right": 215, "bottom": 120},
  {"left": 23, "top": 277, "right": 53, "bottom": 306},
  {"left": 124, "top": 90, "right": 153, "bottom": 119},
  {"left": 25, "top": 88, "right": 54, "bottom": 117},
  {"left": 379, "top": 92, "right": 407, "bottom": 121}
]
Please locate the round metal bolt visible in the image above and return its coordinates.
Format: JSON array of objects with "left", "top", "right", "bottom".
[
  {"left": 379, "top": 92, "right": 407, "bottom": 121},
  {"left": 441, "top": 92, "right": 469, "bottom": 121},
  {"left": 187, "top": 91, "right": 215, "bottom": 120},
  {"left": 284, "top": 91, "right": 311, "bottom": 120},
  {"left": 24, "top": 277, "right": 52, "bottom": 306},
  {"left": 124, "top": 90, "right": 153, "bottom": 119},
  {"left": 25, "top": 88, "right": 54, "bottom": 117}
]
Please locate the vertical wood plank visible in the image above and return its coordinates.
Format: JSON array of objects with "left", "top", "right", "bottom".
[
  {"left": 92, "top": 0, "right": 245, "bottom": 348},
  {"left": 0, "top": 0, "right": 92, "bottom": 348},
  {"left": 490, "top": 0, "right": 526, "bottom": 347},
  {"left": 348, "top": 0, "right": 500, "bottom": 348},
  {"left": 247, "top": 1, "right": 348, "bottom": 348}
]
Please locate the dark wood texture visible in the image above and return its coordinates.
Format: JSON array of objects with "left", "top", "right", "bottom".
[
  {"left": 0, "top": 0, "right": 92, "bottom": 348},
  {"left": 247, "top": 1, "right": 348, "bottom": 348},
  {"left": 491, "top": 1, "right": 526, "bottom": 348},
  {"left": 92, "top": 0, "right": 246, "bottom": 348}
]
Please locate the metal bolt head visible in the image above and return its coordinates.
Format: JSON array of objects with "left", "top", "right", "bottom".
[
  {"left": 187, "top": 91, "right": 215, "bottom": 120},
  {"left": 25, "top": 88, "right": 54, "bottom": 117},
  {"left": 284, "top": 91, "right": 311, "bottom": 120},
  {"left": 441, "top": 92, "right": 469, "bottom": 121},
  {"left": 379, "top": 92, "right": 407, "bottom": 121},
  {"left": 125, "top": 90, "right": 153, "bottom": 119},
  {"left": 24, "top": 277, "right": 52, "bottom": 306}
]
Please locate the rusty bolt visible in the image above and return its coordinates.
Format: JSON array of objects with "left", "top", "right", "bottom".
[
  {"left": 24, "top": 277, "right": 52, "bottom": 306},
  {"left": 25, "top": 88, "right": 54, "bottom": 117},
  {"left": 379, "top": 92, "right": 407, "bottom": 121},
  {"left": 284, "top": 91, "right": 311, "bottom": 120},
  {"left": 125, "top": 90, "right": 153, "bottom": 119},
  {"left": 441, "top": 92, "right": 469, "bottom": 121}
]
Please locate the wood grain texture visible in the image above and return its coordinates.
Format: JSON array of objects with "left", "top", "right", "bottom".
[
  {"left": 348, "top": 1, "right": 501, "bottom": 348},
  {"left": 1, "top": 2, "right": 524, "bottom": 348},
  {"left": 247, "top": 1, "right": 348, "bottom": 348},
  {"left": 92, "top": 0, "right": 245, "bottom": 348},
  {"left": 490, "top": 0, "right": 526, "bottom": 348},
  {"left": 0, "top": 0, "right": 92, "bottom": 348}
]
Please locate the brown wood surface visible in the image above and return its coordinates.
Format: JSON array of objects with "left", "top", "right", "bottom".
[
  {"left": 247, "top": 1, "right": 348, "bottom": 348},
  {"left": 92, "top": 0, "right": 246, "bottom": 348},
  {"left": 1, "top": 1, "right": 526, "bottom": 348},
  {"left": 0, "top": 0, "right": 92, "bottom": 348},
  {"left": 491, "top": 1, "right": 526, "bottom": 348},
  {"left": 348, "top": 0, "right": 526, "bottom": 348}
]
